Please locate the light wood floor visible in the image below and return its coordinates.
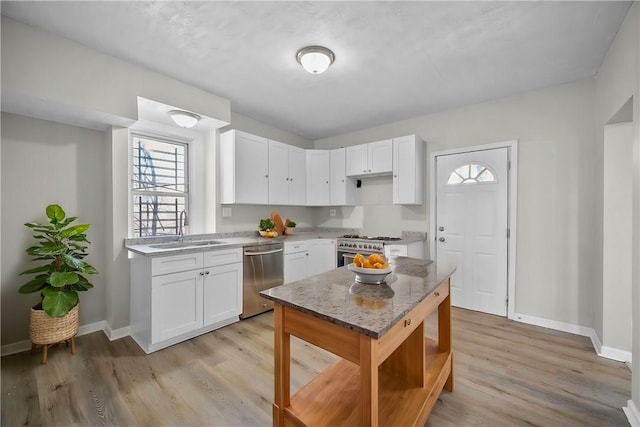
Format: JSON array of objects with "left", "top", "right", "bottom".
[{"left": 2, "top": 308, "right": 630, "bottom": 426}]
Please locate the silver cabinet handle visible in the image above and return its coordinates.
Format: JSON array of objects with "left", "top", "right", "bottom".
[
  {"left": 199, "top": 271, "right": 205, "bottom": 276},
  {"left": 439, "top": 237, "right": 446, "bottom": 243},
  {"left": 439, "top": 226, "right": 445, "bottom": 232}
]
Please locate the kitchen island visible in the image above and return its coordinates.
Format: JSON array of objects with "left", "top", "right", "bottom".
[{"left": 260, "top": 257, "right": 455, "bottom": 427}]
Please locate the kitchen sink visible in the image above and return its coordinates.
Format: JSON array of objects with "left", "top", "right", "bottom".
[{"left": 149, "top": 240, "right": 224, "bottom": 249}]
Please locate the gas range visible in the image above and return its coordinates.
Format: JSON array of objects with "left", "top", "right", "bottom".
[{"left": 337, "top": 235, "right": 402, "bottom": 254}]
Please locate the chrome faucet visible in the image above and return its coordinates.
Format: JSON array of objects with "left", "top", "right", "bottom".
[{"left": 179, "top": 210, "right": 188, "bottom": 240}]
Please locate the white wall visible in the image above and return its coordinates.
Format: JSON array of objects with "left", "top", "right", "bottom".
[
  {"left": 602, "top": 122, "right": 633, "bottom": 354},
  {"left": 594, "top": 2, "right": 639, "bottom": 416},
  {"left": 315, "top": 78, "right": 597, "bottom": 328},
  {"left": 1, "top": 113, "right": 107, "bottom": 346}
]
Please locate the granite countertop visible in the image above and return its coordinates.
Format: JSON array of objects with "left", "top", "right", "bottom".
[
  {"left": 125, "top": 229, "right": 426, "bottom": 257},
  {"left": 260, "top": 257, "right": 456, "bottom": 339}
]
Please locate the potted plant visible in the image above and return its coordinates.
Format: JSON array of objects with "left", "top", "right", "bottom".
[
  {"left": 19, "top": 204, "right": 98, "bottom": 363},
  {"left": 284, "top": 219, "right": 297, "bottom": 235},
  {"left": 258, "top": 218, "right": 277, "bottom": 237}
]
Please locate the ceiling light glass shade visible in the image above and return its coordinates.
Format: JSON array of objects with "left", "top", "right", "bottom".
[
  {"left": 168, "top": 110, "right": 201, "bottom": 128},
  {"left": 296, "top": 46, "right": 335, "bottom": 74}
]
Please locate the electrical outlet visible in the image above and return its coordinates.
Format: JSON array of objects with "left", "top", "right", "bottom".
[{"left": 329, "top": 208, "right": 336, "bottom": 217}]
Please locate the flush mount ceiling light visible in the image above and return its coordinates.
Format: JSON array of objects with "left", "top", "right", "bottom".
[
  {"left": 168, "top": 110, "right": 201, "bottom": 128},
  {"left": 296, "top": 46, "right": 335, "bottom": 75}
]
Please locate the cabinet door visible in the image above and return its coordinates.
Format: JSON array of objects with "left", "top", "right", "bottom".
[
  {"left": 345, "top": 144, "right": 368, "bottom": 176},
  {"left": 235, "top": 132, "right": 269, "bottom": 204},
  {"left": 151, "top": 270, "right": 203, "bottom": 343},
  {"left": 284, "top": 251, "right": 308, "bottom": 284},
  {"left": 307, "top": 239, "right": 336, "bottom": 277},
  {"left": 306, "top": 150, "right": 330, "bottom": 206},
  {"left": 268, "top": 141, "right": 289, "bottom": 205},
  {"left": 393, "top": 135, "right": 423, "bottom": 205},
  {"left": 288, "top": 146, "right": 307, "bottom": 205},
  {"left": 368, "top": 139, "right": 393, "bottom": 174},
  {"left": 203, "top": 262, "right": 242, "bottom": 326},
  {"left": 330, "top": 148, "right": 355, "bottom": 206}
]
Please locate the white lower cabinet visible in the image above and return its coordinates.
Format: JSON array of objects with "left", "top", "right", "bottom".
[
  {"left": 130, "top": 247, "right": 243, "bottom": 353},
  {"left": 307, "top": 239, "right": 336, "bottom": 277},
  {"left": 151, "top": 269, "right": 203, "bottom": 343},
  {"left": 284, "top": 242, "right": 308, "bottom": 284},
  {"left": 203, "top": 262, "right": 243, "bottom": 326}
]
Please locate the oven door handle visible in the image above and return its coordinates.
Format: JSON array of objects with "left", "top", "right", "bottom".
[{"left": 244, "top": 248, "right": 284, "bottom": 256}]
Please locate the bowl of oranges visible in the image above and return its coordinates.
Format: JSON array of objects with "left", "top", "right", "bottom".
[{"left": 347, "top": 253, "right": 392, "bottom": 284}]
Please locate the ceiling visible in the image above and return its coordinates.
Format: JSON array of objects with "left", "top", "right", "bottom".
[{"left": 1, "top": 1, "right": 632, "bottom": 140}]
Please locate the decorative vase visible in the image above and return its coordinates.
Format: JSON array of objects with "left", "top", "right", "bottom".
[{"left": 30, "top": 302, "right": 79, "bottom": 364}]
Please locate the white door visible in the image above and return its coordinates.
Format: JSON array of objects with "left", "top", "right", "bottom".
[
  {"left": 307, "top": 239, "right": 336, "bottom": 276},
  {"left": 288, "top": 146, "right": 307, "bottom": 205},
  {"left": 436, "top": 148, "right": 509, "bottom": 316},
  {"left": 368, "top": 140, "right": 393, "bottom": 174},
  {"left": 268, "top": 141, "right": 289, "bottom": 205},
  {"left": 306, "top": 150, "right": 330, "bottom": 206},
  {"left": 345, "top": 144, "right": 368, "bottom": 176},
  {"left": 203, "top": 263, "right": 242, "bottom": 326},
  {"left": 234, "top": 132, "right": 268, "bottom": 204}
]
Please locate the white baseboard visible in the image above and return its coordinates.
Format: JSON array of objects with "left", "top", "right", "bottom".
[
  {"left": 512, "top": 312, "right": 593, "bottom": 337},
  {"left": 103, "top": 324, "right": 130, "bottom": 341},
  {"left": 600, "top": 345, "right": 633, "bottom": 363},
  {"left": 624, "top": 399, "right": 640, "bottom": 426},
  {"left": 1, "top": 319, "right": 109, "bottom": 357},
  {"left": 513, "top": 312, "right": 632, "bottom": 363}
]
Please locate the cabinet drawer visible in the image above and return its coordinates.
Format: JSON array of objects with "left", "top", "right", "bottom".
[
  {"left": 377, "top": 280, "right": 449, "bottom": 362},
  {"left": 285, "top": 241, "right": 308, "bottom": 254},
  {"left": 203, "top": 248, "right": 243, "bottom": 267},
  {"left": 152, "top": 252, "right": 204, "bottom": 276}
]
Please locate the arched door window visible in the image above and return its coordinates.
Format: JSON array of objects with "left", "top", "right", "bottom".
[{"left": 447, "top": 163, "right": 496, "bottom": 184}]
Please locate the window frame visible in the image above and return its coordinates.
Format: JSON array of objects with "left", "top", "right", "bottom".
[
  {"left": 446, "top": 161, "right": 497, "bottom": 185},
  {"left": 130, "top": 131, "right": 191, "bottom": 238}
]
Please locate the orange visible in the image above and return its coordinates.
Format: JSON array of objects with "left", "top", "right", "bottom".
[
  {"left": 373, "top": 262, "right": 384, "bottom": 269},
  {"left": 368, "top": 253, "right": 384, "bottom": 265},
  {"left": 362, "top": 259, "right": 373, "bottom": 269},
  {"left": 353, "top": 253, "right": 365, "bottom": 268}
]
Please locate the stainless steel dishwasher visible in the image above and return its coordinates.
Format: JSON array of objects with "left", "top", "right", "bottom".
[{"left": 241, "top": 242, "right": 284, "bottom": 319}]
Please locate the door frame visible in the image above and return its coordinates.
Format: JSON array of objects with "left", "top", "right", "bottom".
[{"left": 429, "top": 140, "right": 518, "bottom": 319}]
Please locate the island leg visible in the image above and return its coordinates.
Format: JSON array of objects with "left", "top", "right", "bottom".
[
  {"left": 438, "top": 279, "right": 453, "bottom": 392},
  {"left": 360, "top": 335, "right": 379, "bottom": 427},
  {"left": 273, "top": 304, "right": 290, "bottom": 427}
]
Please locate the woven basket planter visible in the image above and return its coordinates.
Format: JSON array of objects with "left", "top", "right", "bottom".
[{"left": 30, "top": 303, "right": 79, "bottom": 345}]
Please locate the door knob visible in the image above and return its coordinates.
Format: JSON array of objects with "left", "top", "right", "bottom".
[
  {"left": 438, "top": 237, "right": 446, "bottom": 242},
  {"left": 439, "top": 226, "right": 445, "bottom": 232}
]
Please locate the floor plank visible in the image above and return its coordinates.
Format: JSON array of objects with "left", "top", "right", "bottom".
[{"left": 2, "top": 308, "right": 630, "bottom": 426}]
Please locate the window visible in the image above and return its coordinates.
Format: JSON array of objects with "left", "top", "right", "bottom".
[
  {"left": 131, "top": 134, "right": 189, "bottom": 237},
  {"left": 447, "top": 163, "right": 496, "bottom": 185}
]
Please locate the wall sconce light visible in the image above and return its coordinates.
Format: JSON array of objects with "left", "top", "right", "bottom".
[
  {"left": 168, "top": 110, "right": 201, "bottom": 128},
  {"left": 296, "top": 46, "right": 335, "bottom": 75}
]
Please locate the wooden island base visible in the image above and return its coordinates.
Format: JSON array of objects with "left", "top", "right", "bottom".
[{"left": 272, "top": 278, "right": 453, "bottom": 427}]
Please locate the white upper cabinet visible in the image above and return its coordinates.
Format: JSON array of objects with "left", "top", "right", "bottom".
[
  {"left": 306, "top": 150, "right": 330, "bottom": 206},
  {"left": 329, "top": 148, "right": 356, "bottom": 206},
  {"left": 345, "top": 139, "right": 393, "bottom": 177},
  {"left": 392, "top": 135, "right": 424, "bottom": 205},
  {"left": 269, "top": 140, "right": 306, "bottom": 205},
  {"left": 220, "top": 130, "right": 269, "bottom": 204}
]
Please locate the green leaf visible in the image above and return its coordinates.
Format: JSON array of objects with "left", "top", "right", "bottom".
[
  {"left": 19, "top": 275, "right": 49, "bottom": 294},
  {"left": 20, "top": 263, "right": 54, "bottom": 275},
  {"left": 61, "top": 224, "right": 90, "bottom": 238},
  {"left": 49, "top": 271, "right": 79, "bottom": 287},
  {"left": 71, "top": 280, "right": 93, "bottom": 291},
  {"left": 46, "top": 205, "right": 66, "bottom": 224},
  {"left": 42, "top": 288, "right": 78, "bottom": 317},
  {"left": 81, "top": 263, "right": 98, "bottom": 275},
  {"left": 61, "top": 253, "right": 84, "bottom": 270}
]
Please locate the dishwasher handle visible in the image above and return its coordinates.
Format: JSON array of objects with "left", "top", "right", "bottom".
[{"left": 244, "top": 248, "right": 284, "bottom": 256}]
